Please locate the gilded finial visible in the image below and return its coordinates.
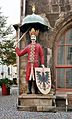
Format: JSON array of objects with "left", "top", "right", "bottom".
[{"left": 32, "top": 4, "right": 35, "bottom": 13}]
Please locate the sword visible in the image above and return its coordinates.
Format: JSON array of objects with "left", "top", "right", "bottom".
[{"left": 14, "top": 28, "right": 30, "bottom": 47}]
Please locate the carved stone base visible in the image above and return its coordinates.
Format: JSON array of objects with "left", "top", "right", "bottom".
[{"left": 17, "top": 93, "right": 56, "bottom": 112}]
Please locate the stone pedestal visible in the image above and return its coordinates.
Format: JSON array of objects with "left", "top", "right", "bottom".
[{"left": 17, "top": 93, "right": 56, "bottom": 111}]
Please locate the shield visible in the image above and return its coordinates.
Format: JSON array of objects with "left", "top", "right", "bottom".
[
  {"left": 35, "top": 67, "right": 51, "bottom": 95},
  {"left": 20, "top": 13, "right": 51, "bottom": 33}
]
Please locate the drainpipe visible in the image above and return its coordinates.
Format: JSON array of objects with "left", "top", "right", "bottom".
[
  {"left": 17, "top": 27, "right": 20, "bottom": 95},
  {"left": 13, "top": 23, "right": 20, "bottom": 95},
  {"left": 20, "top": 0, "right": 26, "bottom": 24}
]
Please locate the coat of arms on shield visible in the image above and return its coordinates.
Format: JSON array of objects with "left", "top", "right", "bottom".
[{"left": 35, "top": 68, "right": 51, "bottom": 95}]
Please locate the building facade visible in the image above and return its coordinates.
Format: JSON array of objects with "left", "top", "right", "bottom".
[{"left": 15, "top": 0, "right": 72, "bottom": 94}]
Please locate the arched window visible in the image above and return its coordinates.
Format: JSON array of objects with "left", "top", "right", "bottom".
[{"left": 55, "top": 28, "right": 72, "bottom": 90}]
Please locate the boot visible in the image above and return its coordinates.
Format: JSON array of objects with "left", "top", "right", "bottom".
[
  {"left": 33, "top": 81, "right": 39, "bottom": 94},
  {"left": 27, "top": 81, "right": 32, "bottom": 94}
]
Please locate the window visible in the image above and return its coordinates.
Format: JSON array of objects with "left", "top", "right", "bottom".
[{"left": 55, "top": 28, "right": 72, "bottom": 89}]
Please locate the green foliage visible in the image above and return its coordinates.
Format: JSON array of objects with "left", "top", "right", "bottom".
[
  {"left": 0, "top": 8, "right": 13, "bottom": 37},
  {"left": 0, "top": 7, "right": 16, "bottom": 66},
  {"left": 0, "top": 40, "right": 16, "bottom": 65},
  {"left": 0, "top": 78, "right": 13, "bottom": 89}
]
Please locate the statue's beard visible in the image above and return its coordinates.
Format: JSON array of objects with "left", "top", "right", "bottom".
[{"left": 31, "top": 35, "right": 36, "bottom": 41}]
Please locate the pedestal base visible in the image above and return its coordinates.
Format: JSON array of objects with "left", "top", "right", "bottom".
[{"left": 17, "top": 94, "right": 56, "bottom": 112}]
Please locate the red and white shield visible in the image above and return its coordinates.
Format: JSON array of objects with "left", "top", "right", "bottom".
[{"left": 35, "top": 67, "right": 51, "bottom": 95}]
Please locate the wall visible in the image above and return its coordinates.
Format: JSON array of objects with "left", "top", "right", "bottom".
[{"left": 19, "top": 0, "right": 72, "bottom": 94}]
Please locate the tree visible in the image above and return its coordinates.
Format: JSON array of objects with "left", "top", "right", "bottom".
[
  {"left": 0, "top": 7, "right": 16, "bottom": 66},
  {"left": 0, "top": 40, "right": 16, "bottom": 66},
  {"left": 0, "top": 8, "right": 12, "bottom": 37}
]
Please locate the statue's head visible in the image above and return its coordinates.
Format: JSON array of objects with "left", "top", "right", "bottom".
[{"left": 29, "top": 28, "right": 39, "bottom": 41}]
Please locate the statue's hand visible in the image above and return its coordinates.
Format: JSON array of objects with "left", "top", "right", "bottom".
[
  {"left": 41, "top": 64, "right": 45, "bottom": 68},
  {"left": 41, "top": 64, "right": 45, "bottom": 72}
]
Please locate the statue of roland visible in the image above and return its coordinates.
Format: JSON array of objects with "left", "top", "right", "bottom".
[{"left": 15, "top": 28, "right": 44, "bottom": 94}]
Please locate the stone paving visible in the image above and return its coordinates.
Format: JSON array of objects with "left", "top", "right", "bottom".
[{"left": 0, "top": 87, "right": 72, "bottom": 119}]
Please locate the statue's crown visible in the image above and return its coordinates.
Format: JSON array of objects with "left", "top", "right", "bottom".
[{"left": 29, "top": 28, "right": 39, "bottom": 36}]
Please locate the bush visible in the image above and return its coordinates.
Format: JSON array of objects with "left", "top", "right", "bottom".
[{"left": 0, "top": 78, "right": 13, "bottom": 89}]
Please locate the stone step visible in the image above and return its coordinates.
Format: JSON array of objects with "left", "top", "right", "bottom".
[
  {"left": 17, "top": 105, "right": 56, "bottom": 112},
  {"left": 17, "top": 93, "right": 56, "bottom": 111}
]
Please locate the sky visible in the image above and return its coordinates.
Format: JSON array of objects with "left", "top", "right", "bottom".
[{"left": 0, "top": 0, "right": 20, "bottom": 25}]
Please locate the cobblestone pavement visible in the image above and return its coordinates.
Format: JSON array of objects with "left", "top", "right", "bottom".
[{"left": 0, "top": 87, "right": 72, "bottom": 119}]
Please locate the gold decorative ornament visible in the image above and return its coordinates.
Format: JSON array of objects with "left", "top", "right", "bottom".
[
  {"left": 29, "top": 28, "right": 39, "bottom": 36},
  {"left": 32, "top": 4, "right": 35, "bottom": 13}
]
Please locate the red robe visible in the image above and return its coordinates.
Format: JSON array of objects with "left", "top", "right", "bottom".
[{"left": 15, "top": 42, "right": 44, "bottom": 81}]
